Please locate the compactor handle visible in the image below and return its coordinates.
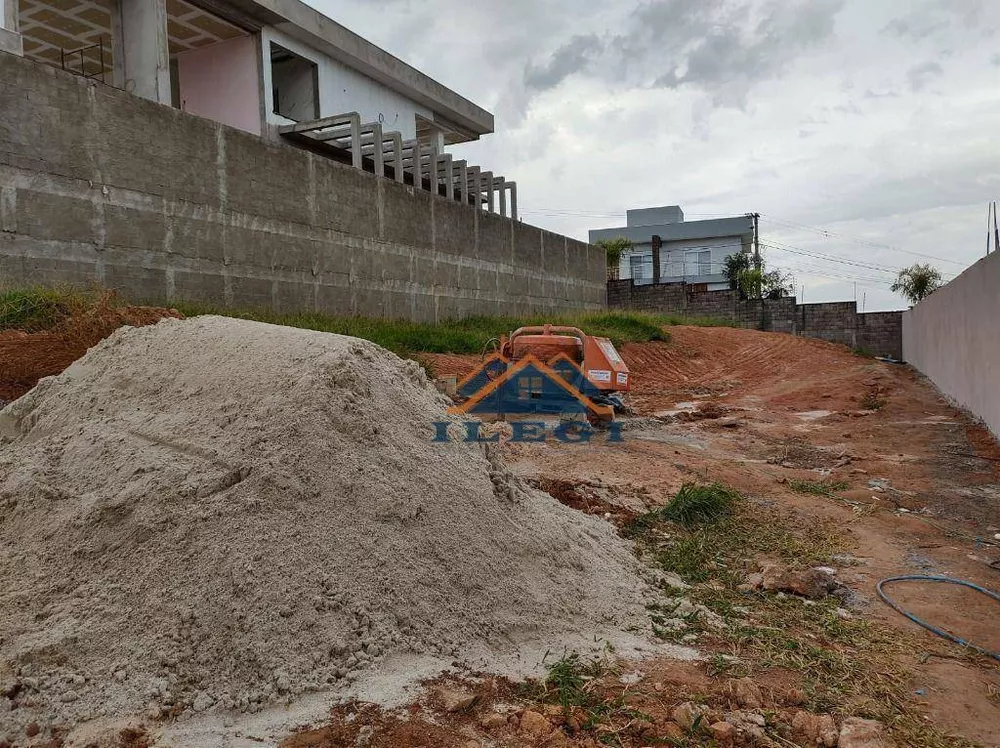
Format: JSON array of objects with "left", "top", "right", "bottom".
[{"left": 509, "top": 325, "right": 587, "bottom": 343}]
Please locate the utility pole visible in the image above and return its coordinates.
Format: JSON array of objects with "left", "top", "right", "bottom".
[
  {"left": 748, "top": 212, "right": 761, "bottom": 270},
  {"left": 988, "top": 203, "right": 992, "bottom": 256},
  {"left": 993, "top": 200, "right": 1000, "bottom": 252}
]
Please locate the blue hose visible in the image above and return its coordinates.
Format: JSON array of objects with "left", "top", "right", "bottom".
[{"left": 876, "top": 575, "right": 1000, "bottom": 662}]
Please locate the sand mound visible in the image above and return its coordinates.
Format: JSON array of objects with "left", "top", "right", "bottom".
[{"left": 0, "top": 316, "right": 647, "bottom": 735}]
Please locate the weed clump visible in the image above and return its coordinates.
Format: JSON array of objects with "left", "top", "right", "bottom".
[
  {"left": 662, "top": 483, "right": 739, "bottom": 527},
  {"left": 541, "top": 652, "right": 606, "bottom": 709},
  {"left": 0, "top": 287, "right": 87, "bottom": 332},
  {"left": 861, "top": 384, "right": 887, "bottom": 410},
  {"left": 522, "top": 652, "right": 652, "bottom": 735},
  {"left": 788, "top": 479, "right": 849, "bottom": 496}
]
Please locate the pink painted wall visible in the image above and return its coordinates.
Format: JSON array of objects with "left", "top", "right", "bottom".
[{"left": 176, "top": 35, "right": 261, "bottom": 136}]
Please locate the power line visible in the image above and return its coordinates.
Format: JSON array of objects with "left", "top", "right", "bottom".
[
  {"left": 761, "top": 214, "right": 967, "bottom": 267},
  {"left": 761, "top": 240, "right": 957, "bottom": 280},
  {"left": 779, "top": 264, "right": 895, "bottom": 287},
  {"left": 761, "top": 241, "right": 899, "bottom": 274}
]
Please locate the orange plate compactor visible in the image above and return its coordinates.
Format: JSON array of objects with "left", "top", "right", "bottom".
[{"left": 453, "top": 325, "right": 631, "bottom": 421}]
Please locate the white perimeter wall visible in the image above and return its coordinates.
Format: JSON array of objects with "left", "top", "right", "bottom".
[
  {"left": 261, "top": 26, "right": 432, "bottom": 140},
  {"left": 903, "top": 250, "right": 1000, "bottom": 438}
]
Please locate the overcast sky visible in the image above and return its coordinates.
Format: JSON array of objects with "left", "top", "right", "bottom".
[{"left": 311, "top": 0, "right": 999, "bottom": 310}]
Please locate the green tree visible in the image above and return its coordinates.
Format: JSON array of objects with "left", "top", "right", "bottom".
[
  {"left": 724, "top": 252, "right": 793, "bottom": 300},
  {"left": 762, "top": 269, "right": 794, "bottom": 300},
  {"left": 737, "top": 267, "right": 764, "bottom": 299},
  {"left": 722, "top": 252, "right": 751, "bottom": 290},
  {"left": 595, "top": 237, "right": 633, "bottom": 280},
  {"left": 891, "top": 264, "right": 942, "bottom": 305}
]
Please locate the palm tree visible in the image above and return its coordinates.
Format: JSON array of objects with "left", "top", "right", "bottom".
[{"left": 891, "top": 264, "right": 942, "bottom": 305}]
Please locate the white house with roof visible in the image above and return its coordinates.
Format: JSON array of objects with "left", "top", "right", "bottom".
[
  {"left": 589, "top": 206, "right": 755, "bottom": 291},
  {"left": 0, "top": 0, "right": 514, "bottom": 214}
]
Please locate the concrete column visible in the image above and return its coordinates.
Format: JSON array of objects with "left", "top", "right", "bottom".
[
  {"left": 389, "top": 131, "right": 403, "bottom": 183},
  {"left": 481, "top": 171, "right": 494, "bottom": 213},
  {"left": 0, "top": 0, "right": 23, "bottom": 56},
  {"left": 494, "top": 177, "right": 507, "bottom": 217},
  {"left": 453, "top": 160, "right": 467, "bottom": 205},
  {"left": 438, "top": 154, "right": 454, "bottom": 200},
  {"left": 466, "top": 165, "right": 481, "bottom": 208},
  {"left": 115, "top": 0, "right": 171, "bottom": 103},
  {"left": 426, "top": 126, "right": 445, "bottom": 153}
]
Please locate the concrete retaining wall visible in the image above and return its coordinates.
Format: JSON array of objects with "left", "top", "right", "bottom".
[
  {"left": 0, "top": 52, "right": 605, "bottom": 320},
  {"left": 903, "top": 251, "right": 1000, "bottom": 437},
  {"left": 608, "top": 280, "right": 903, "bottom": 359}
]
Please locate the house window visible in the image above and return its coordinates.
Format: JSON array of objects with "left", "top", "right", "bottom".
[
  {"left": 698, "top": 250, "right": 712, "bottom": 276},
  {"left": 630, "top": 254, "right": 652, "bottom": 285},
  {"left": 270, "top": 43, "right": 319, "bottom": 122}
]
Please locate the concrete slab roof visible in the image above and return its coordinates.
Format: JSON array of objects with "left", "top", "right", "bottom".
[
  {"left": 212, "top": 0, "right": 495, "bottom": 139},
  {"left": 589, "top": 215, "right": 754, "bottom": 246}
]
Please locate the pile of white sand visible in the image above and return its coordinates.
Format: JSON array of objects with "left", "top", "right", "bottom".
[{"left": 0, "top": 316, "right": 648, "bottom": 738}]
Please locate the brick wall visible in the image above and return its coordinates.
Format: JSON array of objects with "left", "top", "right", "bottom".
[
  {"left": 607, "top": 280, "right": 902, "bottom": 358},
  {"left": 857, "top": 311, "right": 903, "bottom": 359},
  {"left": 798, "top": 302, "right": 858, "bottom": 347},
  {"left": 0, "top": 52, "right": 605, "bottom": 321}
]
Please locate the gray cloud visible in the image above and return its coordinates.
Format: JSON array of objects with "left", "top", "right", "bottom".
[
  {"left": 882, "top": 17, "right": 948, "bottom": 40},
  {"left": 992, "top": 53, "right": 1000, "bottom": 67},
  {"left": 864, "top": 89, "right": 899, "bottom": 99},
  {"left": 907, "top": 61, "right": 943, "bottom": 91},
  {"left": 653, "top": 0, "right": 843, "bottom": 97},
  {"left": 524, "top": 34, "right": 604, "bottom": 91},
  {"left": 521, "top": 0, "right": 844, "bottom": 108},
  {"left": 882, "top": 0, "right": 987, "bottom": 41}
]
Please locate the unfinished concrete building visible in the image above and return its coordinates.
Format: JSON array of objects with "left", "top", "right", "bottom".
[
  {"left": 0, "top": 0, "right": 520, "bottom": 216},
  {"left": 2, "top": 0, "right": 606, "bottom": 321}
]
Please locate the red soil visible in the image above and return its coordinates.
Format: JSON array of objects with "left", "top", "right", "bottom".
[{"left": 0, "top": 297, "right": 181, "bottom": 402}]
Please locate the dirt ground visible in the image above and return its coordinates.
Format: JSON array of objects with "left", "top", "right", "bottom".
[
  {"left": 4, "top": 321, "right": 1000, "bottom": 746},
  {"left": 0, "top": 297, "right": 180, "bottom": 403},
  {"left": 336, "top": 326, "right": 1000, "bottom": 747}
]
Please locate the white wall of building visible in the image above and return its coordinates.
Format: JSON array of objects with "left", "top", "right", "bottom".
[
  {"left": 618, "top": 235, "right": 745, "bottom": 284},
  {"left": 660, "top": 236, "right": 744, "bottom": 279},
  {"left": 261, "top": 26, "right": 432, "bottom": 140},
  {"left": 619, "top": 247, "right": 653, "bottom": 284}
]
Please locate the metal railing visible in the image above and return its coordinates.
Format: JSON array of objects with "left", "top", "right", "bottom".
[
  {"left": 60, "top": 38, "right": 109, "bottom": 83},
  {"left": 623, "top": 258, "right": 728, "bottom": 285}
]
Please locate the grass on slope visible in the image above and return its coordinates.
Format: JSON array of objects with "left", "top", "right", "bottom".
[
  {"left": 0, "top": 287, "right": 90, "bottom": 332},
  {"left": 170, "top": 303, "right": 733, "bottom": 358},
  {"left": 0, "top": 286, "right": 735, "bottom": 359}
]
